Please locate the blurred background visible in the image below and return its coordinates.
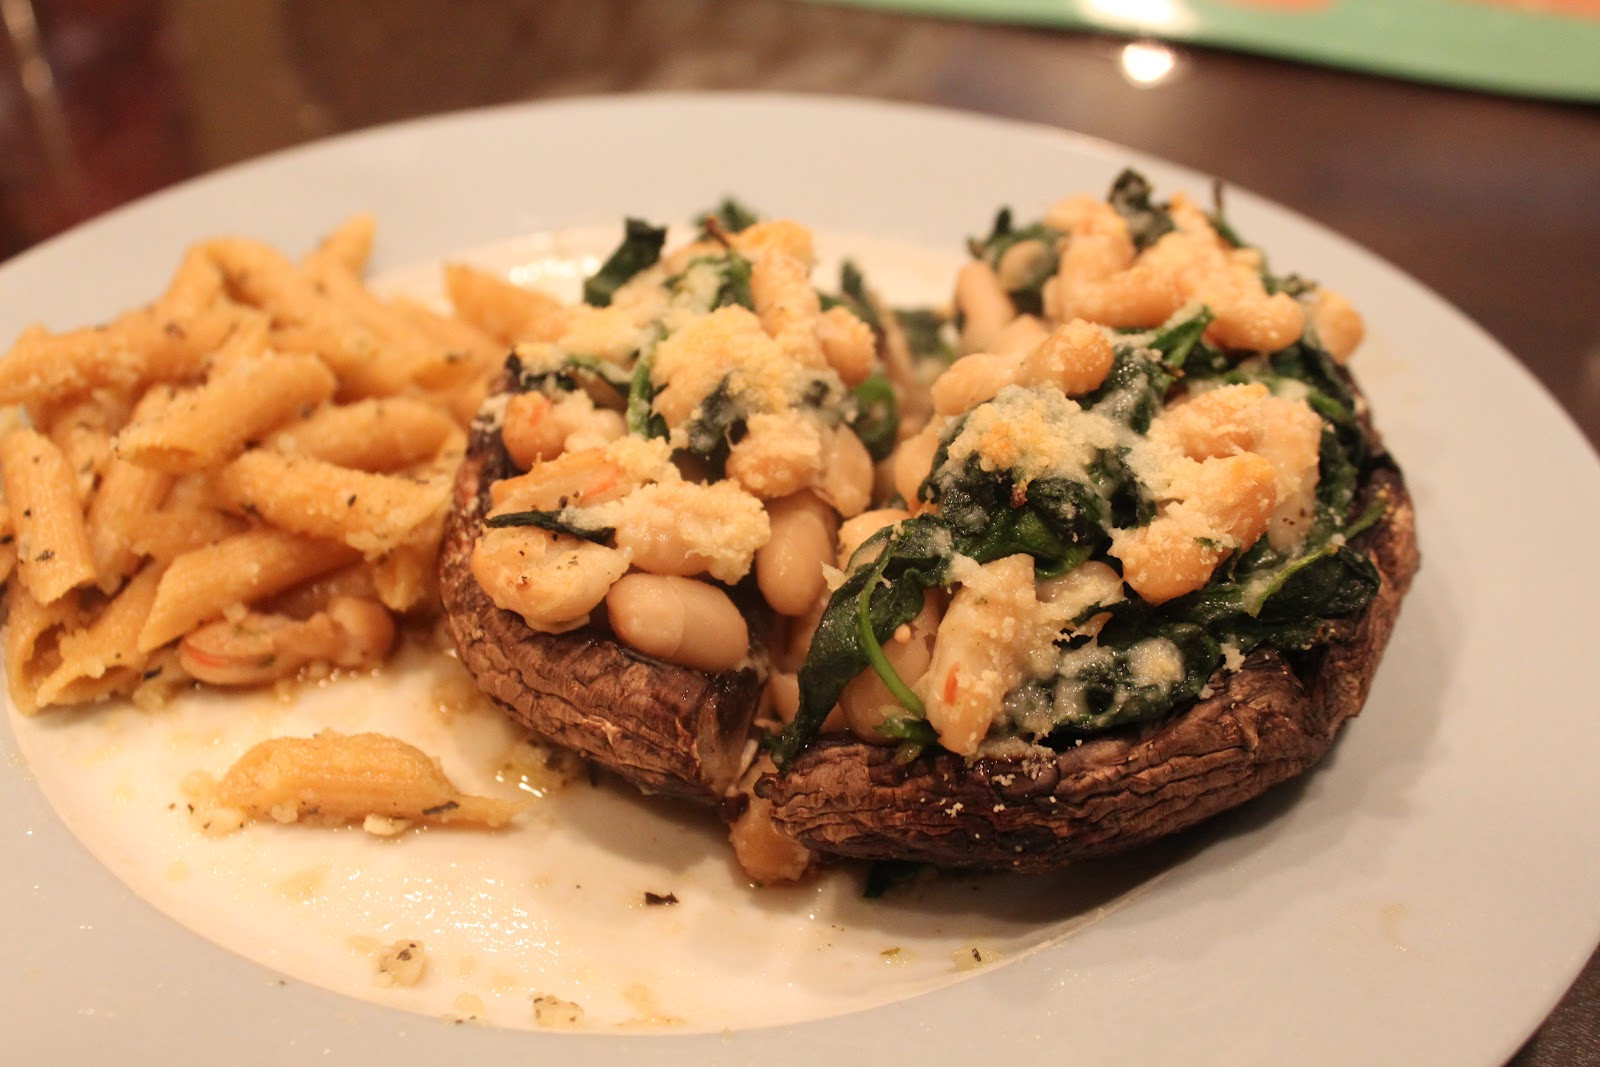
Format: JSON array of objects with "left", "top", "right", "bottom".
[
  {"left": 1, "top": 0, "right": 1596, "bottom": 452},
  {"left": 1, "top": 0, "right": 1597, "bottom": 1060}
]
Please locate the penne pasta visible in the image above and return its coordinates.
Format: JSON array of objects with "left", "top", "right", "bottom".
[
  {"left": 114, "top": 349, "right": 337, "bottom": 472},
  {"left": 301, "top": 214, "right": 377, "bottom": 277},
  {"left": 85, "top": 387, "right": 179, "bottom": 589},
  {"left": 0, "top": 304, "right": 239, "bottom": 415},
  {"left": 138, "top": 528, "right": 361, "bottom": 652},
  {"left": 35, "top": 562, "right": 164, "bottom": 708},
  {"left": 370, "top": 513, "right": 444, "bottom": 614},
  {"left": 388, "top": 296, "right": 503, "bottom": 392},
  {"left": 155, "top": 244, "right": 227, "bottom": 319},
  {"left": 0, "top": 427, "right": 99, "bottom": 604},
  {"left": 265, "top": 397, "right": 460, "bottom": 472},
  {"left": 443, "top": 262, "right": 568, "bottom": 346},
  {"left": 0, "top": 213, "right": 504, "bottom": 710},
  {"left": 126, "top": 505, "right": 248, "bottom": 566},
  {"left": 3, "top": 582, "right": 80, "bottom": 714},
  {"left": 43, "top": 393, "right": 130, "bottom": 503},
  {"left": 213, "top": 449, "right": 450, "bottom": 558}
]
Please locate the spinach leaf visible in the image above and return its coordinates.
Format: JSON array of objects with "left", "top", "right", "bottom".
[
  {"left": 681, "top": 374, "right": 746, "bottom": 468},
  {"left": 955, "top": 470, "right": 1106, "bottom": 574},
  {"left": 699, "top": 197, "right": 760, "bottom": 236},
  {"left": 1268, "top": 273, "right": 1316, "bottom": 299},
  {"left": 513, "top": 351, "right": 633, "bottom": 395},
  {"left": 484, "top": 509, "right": 615, "bottom": 544},
  {"left": 583, "top": 218, "right": 667, "bottom": 307},
  {"left": 1082, "top": 343, "right": 1174, "bottom": 433},
  {"left": 626, "top": 352, "right": 667, "bottom": 440},
  {"left": 967, "top": 208, "right": 1061, "bottom": 316},
  {"left": 1107, "top": 169, "right": 1175, "bottom": 252},
  {"left": 830, "top": 260, "right": 882, "bottom": 331},
  {"left": 1146, "top": 305, "right": 1214, "bottom": 370},
  {"left": 850, "top": 373, "right": 899, "bottom": 462},
  {"left": 1088, "top": 446, "right": 1156, "bottom": 529},
  {"left": 1208, "top": 184, "right": 1319, "bottom": 296},
  {"left": 670, "top": 251, "right": 756, "bottom": 311},
  {"left": 1207, "top": 178, "right": 1248, "bottom": 250},
  {"left": 1047, "top": 624, "right": 1220, "bottom": 735},
  {"left": 773, "top": 517, "right": 952, "bottom": 767},
  {"left": 1270, "top": 340, "right": 1357, "bottom": 414},
  {"left": 711, "top": 251, "right": 755, "bottom": 310},
  {"left": 876, "top": 714, "right": 938, "bottom": 745},
  {"left": 894, "top": 308, "right": 955, "bottom": 364}
]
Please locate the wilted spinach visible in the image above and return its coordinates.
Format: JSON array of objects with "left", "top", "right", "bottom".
[
  {"left": 967, "top": 207, "right": 1061, "bottom": 316},
  {"left": 894, "top": 308, "right": 955, "bottom": 364},
  {"left": 850, "top": 374, "right": 899, "bottom": 462},
  {"left": 698, "top": 197, "right": 760, "bottom": 236},
  {"left": 484, "top": 508, "right": 616, "bottom": 544},
  {"left": 781, "top": 320, "right": 1387, "bottom": 764},
  {"left": 583, "top": 218, "right": 667, "bottom": 307},
  {"left": 622, "top": 349, "right": 664, "bottom": 439},
  {"left": 826, "top": 260, "right": 882, "bottom": 331},
  {"left": 1106, "top": 169, "right": 1175, "bottom": 252},
  {"left": 511, "top": 350, "right": 633, "bottom": 395},
  {"left": 681, "top": 374, "right": 746, "bottom": 469},
  {"left": 669, "top": 250, "right": 755, "bottom": 311},
  {"left": 773, "top": 517, "right": 953, "bottom": 766},
  {"left": 1044, "top": 622, "right": 1221, "bottom": 736}
]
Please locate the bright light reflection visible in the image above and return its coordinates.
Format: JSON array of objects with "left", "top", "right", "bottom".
[
  {"left": 1082, "top": 0, "right": 1196, "bottom": 32},
  {"left": 1120, "top": 40, "right": 1178, "bottom": 86},
  {"left": 508, "top": 256, "right": 595, "bottom": 288}
]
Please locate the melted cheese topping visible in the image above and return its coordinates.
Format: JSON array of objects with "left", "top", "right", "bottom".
[
  {"left": 589, "top": 480, "right": 770, "bottom": 585},
  {"left": 941, "top": 386, "right": 1119, "bottom": 488}
]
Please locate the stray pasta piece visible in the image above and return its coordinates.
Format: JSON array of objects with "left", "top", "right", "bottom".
[
  {"left": 213, "top": 730, "right": 525, "bottom": 829},
  {"left": 374, "top": 939, "right": 428, "bottom": 988}
]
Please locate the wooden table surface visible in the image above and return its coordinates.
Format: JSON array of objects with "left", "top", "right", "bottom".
[{"left": 3, "top": 1, "right": 1597, "bottom": 1062}]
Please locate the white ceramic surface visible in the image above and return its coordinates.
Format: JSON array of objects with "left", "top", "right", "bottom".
[{"left": 4, "top": 92, "right": 1599, "bottom": 1066}]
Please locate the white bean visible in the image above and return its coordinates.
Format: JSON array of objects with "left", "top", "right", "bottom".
[
  {"left": 892, "top": 421, "right": 944, "bottom": 510},
  {"left": 605, "top": 573, "right": 749, "bottom": 673},
  {"left": 756, "top": 492, "right": 837, "bottom": 617},
  {"left": 815, "top": 426, "right": 873, "bottom": 519},
  {"left": 839, "top": 592, "right": 940, "bottom": 743},
  {"left": 954, "top": 259, "right": 1015, "bottom": 355},
  {"left": 836, "top": 507, "right": 911, "bottom": 569}
]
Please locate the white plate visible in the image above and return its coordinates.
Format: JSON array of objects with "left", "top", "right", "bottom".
[{"left": 4, "top": 92, "right": 1599, "bottom": 1065}]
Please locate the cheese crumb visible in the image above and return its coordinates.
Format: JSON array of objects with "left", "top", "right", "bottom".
[
  {"left": 952, "top": 944, "right": 1002, "bottom": 970},
  {"left": 374, "top": 940, "right": 427, "bottom": 988},
  {"left": 531, "top": 993, "right": 586, "bottom": 1029}
]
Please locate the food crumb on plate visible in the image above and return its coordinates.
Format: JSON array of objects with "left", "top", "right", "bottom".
[
  {"left": 374, "top": 939, "right": 428, "bottom": 988},
  {"left": 952, "top": 944, "right": 1002, "bottom": 970},
  {"left": 531, "top": 993, "right": 586, "bottom": 1029}
]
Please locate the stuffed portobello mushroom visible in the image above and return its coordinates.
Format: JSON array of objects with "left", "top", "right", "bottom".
[
  {"left": 442, "top": 174, "right": 1418, "bottom": 883},
  {"left": 439, "top": 209, "right": 906, "bottom": 839}
]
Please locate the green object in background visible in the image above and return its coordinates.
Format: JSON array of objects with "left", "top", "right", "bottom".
[{"left": 816, "top": 0, "right": 1600, "bottom": 102}]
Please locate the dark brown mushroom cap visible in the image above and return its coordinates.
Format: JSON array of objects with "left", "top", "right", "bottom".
[
  {"left": 438, "top": 396, "right": 763, "bottom": 804},
  {"left": 755, "top": 465, "right": 1419, "bottom": 872}
]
